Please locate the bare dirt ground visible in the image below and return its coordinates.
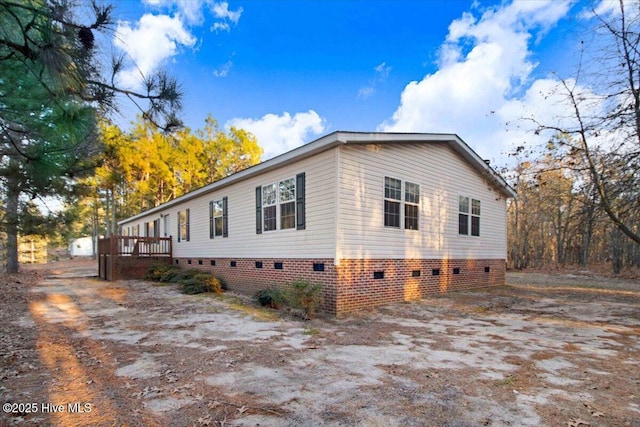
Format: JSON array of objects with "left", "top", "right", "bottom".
[{"left": 1, "top": 259, "right": 639, "bottom": 427}]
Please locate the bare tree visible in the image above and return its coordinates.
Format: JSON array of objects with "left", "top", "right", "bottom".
[{"left": 524, "top": 0, "right": 640, "bottom": 248}]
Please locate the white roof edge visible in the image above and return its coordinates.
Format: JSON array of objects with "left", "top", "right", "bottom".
[{"left": 119, "top": 131, "right": 515, "bottom": 225}]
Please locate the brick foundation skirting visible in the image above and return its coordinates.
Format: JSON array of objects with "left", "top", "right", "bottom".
[{"left": 173, "top": 257, "right": 505, "bottom": 316}]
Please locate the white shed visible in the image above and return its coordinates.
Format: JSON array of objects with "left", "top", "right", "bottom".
[{"left": 69, "top": 236, "right": 95, "bottom": 257}]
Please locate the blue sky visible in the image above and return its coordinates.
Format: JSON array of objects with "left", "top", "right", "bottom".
[{"left": 107, "top": 0, "right": 615, "bottom": 162}]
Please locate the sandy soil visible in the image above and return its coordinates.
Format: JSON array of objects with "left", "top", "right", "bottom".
[{"left": 1, "top": 259, "right": 639, "bottom": 426}]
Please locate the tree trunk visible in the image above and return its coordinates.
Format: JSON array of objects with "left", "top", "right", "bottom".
[
  {"left": 611, "top": 227, "right": 623, "bottom": 274},
  {"left": 92, "top": 197, "right": 99, "bottom": 259},
  {"left": 104, "top": 188, "right": 111, "bottom": 237},
  {"left": 5, "top": 164, "right": 20, "bottom": 274},
  {"left": 579, "top": 205, "right": 595, "bottom": 266},
  {"left": 110, "top": 187, "right": 116, "bottom": 235}
]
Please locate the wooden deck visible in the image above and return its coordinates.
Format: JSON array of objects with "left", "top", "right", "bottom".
[{"left": 98, "top": 236, "right": 172, "bottom": 281}]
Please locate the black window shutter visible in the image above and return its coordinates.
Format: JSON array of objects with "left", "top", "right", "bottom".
[
  {"left": 186, "top": 209, "right": 190, "bottom": 241},
  {"left": 177, "top": 213, "right": 181, "bottom": 242},
  {"left": 255, "top": 186, "right": 262, "bottom": 234},
  {"left": 296, "top": 172, "right": 306, "bottom": 230},
  {"left": 222, "top": 196, "right": 228, "bottom": 237},
  {"left": 209, "top": 201, "right": 214, "bottom": 239}
]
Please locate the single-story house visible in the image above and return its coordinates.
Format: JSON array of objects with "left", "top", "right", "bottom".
[{"left": 118, "top": 132, "right": 516, "bottom": 316}]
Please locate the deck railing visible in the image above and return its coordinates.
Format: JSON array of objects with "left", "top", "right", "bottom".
[
  {"left": 98, "top": 236, "right": 172, "bottom": 280},
  {"left": 98, "top": 236, "right": 172, "bottom": 257}
]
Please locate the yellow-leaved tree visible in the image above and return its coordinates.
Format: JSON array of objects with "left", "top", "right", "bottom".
[{"left": 85, "top": 115, "right": 262, "bottom": 235}]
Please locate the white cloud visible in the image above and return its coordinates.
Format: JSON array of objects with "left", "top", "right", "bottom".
[
  {"left": 114, "top": 14, "right": 196, "bottom": 89},
  {"left": 226, "top": 111, "right": 327, "bottom": 159},
  {"left": 379, "top": 0, "right": 573, "bottom": 161},
  {"left": 358, "top": 62, "right": 391, "bottom": 99},
  {"left": 210, "top": 1, "right": 243, "bottom": 32},
  {"left": 213, "top": 60, "right": 233, "bottom": 77},
  {"left": 588, "top": 0, "right": 620, "bottom": 17},
  {"left": 177, "top": 0, "right": 207, "bottom": 24},
  {"left": 212, "top": 21, "right": 231, "bottom": 33},
  {"left": 375, "top": 62, "right": 391, "bottom": 78},
  {"left": 212, "top": 1, "right": 243, "bottom": 24},
  {"left": 142, "top": 0, "right": 206, "bottom": 24},
  {"left": 140, "top": 1, "right": 243, "bottom": 29},
  {"left": 358, "top": 86, "right": 375, "bottom": 99}
]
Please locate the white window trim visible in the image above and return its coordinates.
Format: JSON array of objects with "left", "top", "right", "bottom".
[
  {"left": 383, "top": 176, "right": 420, "bottom": 231},
  {"left": 383, "top": 176, "right": 402, "bottom": 229},
  {"left": 262, "top": 182, "right": 278, "bottom": 233},
  {"left": 262, "top": 177, "right": 296, "bottom": 232},
  {"left": 210, "top": 198, "right": 225, "bottom": 238},
  {"left": 458, "top": 196, "right": 481, "bottom": 237},
  {"left": 177, "top": 209, "right": 189, "bottom": 242}
]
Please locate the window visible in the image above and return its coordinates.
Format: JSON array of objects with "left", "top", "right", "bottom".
[
  {"left": 209, "top": 197, "right": 228, "bottom": 238},
  {"left": 262, "top": 183, "right": 277, "bottom": 231},
  {"left": 459, "top": 196, "right": 481, "bottom": 236},
  {"left": 471, "top": 199, "right": 481, "bottom": 237},
  {"left": 384, "top": 177, "right": 401, "bottom": 228},
  {"left": 458, "top": 196, "right": 469, "bottom": 235},
  {"left": 279, "top": 178, "right": 296, "bottom": 229},
  {"left": 163, "top": 215, "right": 170, "bottom": 237},
  {"left": 384, "top": 177, "right": 420, "bottom": 230},
  {"left": 178, "top": 209, "right": 190, "bottom": 242},
  {"left": 145, "top": 219, "right": 160, "bottom": 238},
  {"left": 123, "top": 227, "right": 130, "bottom": 247},
  {"left": 404, "top": 182, "right": 420, "bottom": 230},
  {"left": 257, "top": 175, "right": 305, "bottom": 233}
]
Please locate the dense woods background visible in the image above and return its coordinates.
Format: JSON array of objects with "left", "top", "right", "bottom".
[{"left": 506, "top": 149, "right": 640, "bottom": 274}]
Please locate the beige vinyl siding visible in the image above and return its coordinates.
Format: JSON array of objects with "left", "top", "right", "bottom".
[
  {"left": 336, "top": 143, "right": 507, "bottom": 260},
  {"left": 121, "top": 148, "right": 337, "bottom": 259}
]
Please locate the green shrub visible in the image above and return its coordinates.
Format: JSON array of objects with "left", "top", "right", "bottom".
[
  {"left": 217, "top": 277, "right": 228, "bottom": 291},
  {"left": 159, "top": 268, "right": 180, "bottom": 283},
  {"left": 179, "top": 273, "right": 224, "bottom": 295},
  {"left": 255, "top": 281, "right": 322, "bottom": 318},
  {"left": 146, "top": 264, "right": 180, "bottom": 282},
  {"left": 254, "top": 287, "right": 285, "bottom": 309},
  {"left": 146, "top": 265, "right": 223, "bottom": 295},
  {"left": 285, "top": 279, "right": 322, "bottom": 319},
  {"left": 172, "top": 269, "right": 203, "bottom": 282}
]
